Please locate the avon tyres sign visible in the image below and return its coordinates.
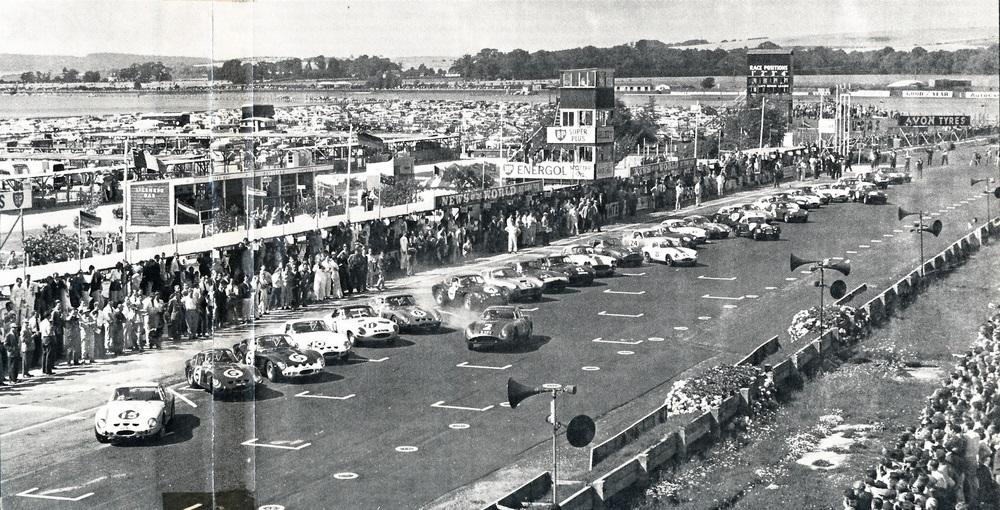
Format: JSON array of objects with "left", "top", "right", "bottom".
[
  {"left": 0, "top": 190, "right": 32, "bottom": 211},
  {"left": 897, "top": 115, "right": 970, "bottom": 127}
]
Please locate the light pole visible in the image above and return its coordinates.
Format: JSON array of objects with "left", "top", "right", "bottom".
[
  {"left": 971, "top": 177, "right": 997, "bottom": 234},
  {"left": 790, "top": 254, "right": 851, "bottom": 334}
]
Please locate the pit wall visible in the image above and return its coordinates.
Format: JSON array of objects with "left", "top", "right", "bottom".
[{"left": 484, "top": 217, "right": 998, "bottom": 510}]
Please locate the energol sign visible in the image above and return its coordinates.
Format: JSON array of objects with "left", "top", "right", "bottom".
[{"left": 502, "top": 162, "right": 596, "bottom": 180}]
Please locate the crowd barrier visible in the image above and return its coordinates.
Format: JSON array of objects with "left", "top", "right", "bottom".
[{"left": 481, "top": 214, "right": 1000, "bottom": 510}]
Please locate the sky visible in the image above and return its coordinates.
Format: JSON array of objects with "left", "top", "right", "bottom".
[{"left": 1, "top": 0, "right": 997, "bottom": 59}]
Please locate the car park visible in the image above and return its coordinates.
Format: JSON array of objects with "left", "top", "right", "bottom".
[
  {"left": 431, "top": 274, "right": 510, "bottom": 310},
  {"left": 682, "top": 214, "right": 732, "bottom": 239},
  {"left": 637, "top": 238, "right": 698, "bottom": 266},
  {"left": 530, "top": 255, "right": 596, "bottom": 286},
  {"left": 328, "top": 304, "right": 400, "bottom": 345},
  {"left": 94, "top": 383, "right": 175, "bottom": 443},
  {"left": 370, "top": 294, "right": 442, "bottom": 332},
  {"left": 283, "top": 319, "right": 353, "bottom": 359},
  {"left": 482, "top": 266, "right": 544, "bottom": 302},
  {"left": 659, "top": 218, "right": 709, "bottom": 244},
  {"left": 185, "top": 348, "right": 263, "bottom": 396},
  {"left": 464, "top": 306, "right": 533, "bottom": 351},
  {"left": 509, "top": 260, "right": 571, "bottom": 293},
  {"left": 561, "top": 245, "right": 616, "bottom": 276},
  {"left": 590, "top": 237, "right": 644, "bottom": 267},
  {"left": 233, "top": 334, "right": 326, "bottom": 382}
]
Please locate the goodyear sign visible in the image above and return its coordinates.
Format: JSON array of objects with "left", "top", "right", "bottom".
[{"left": 0, "top": 190, "right": 32, "bottom": 211}]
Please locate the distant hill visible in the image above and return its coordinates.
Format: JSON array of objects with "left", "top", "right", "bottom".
[
  {"left": 699, "top": 26, "right": 998, "bottom": 52},
  {"left": 392, "top": 56, "right": 455, "bottom": 71},
  {"left": 0, "top": 53, "right": 210, "bottom": 75}
]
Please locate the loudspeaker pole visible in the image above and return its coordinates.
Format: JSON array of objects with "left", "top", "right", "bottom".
[
  {"left": 818, "top": 266, "right": 825, "bottom": 334},
  {"left": 550, "top": 390, "right": 559, "bottom": 508},
  {"left": 918, "top": 211, "right": 925, "bottom": 275}
]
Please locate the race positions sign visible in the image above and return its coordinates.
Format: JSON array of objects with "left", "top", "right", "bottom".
[
  {"left": 747, "top": 49, "right": 793, "bottom": 95},
  {"left": 897, "top": 115, "right": 971, "bottom": 127}
]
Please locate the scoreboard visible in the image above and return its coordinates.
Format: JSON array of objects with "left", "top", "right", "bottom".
[{"left": 747, "top": 49, "right": 793, "bottom": 95}]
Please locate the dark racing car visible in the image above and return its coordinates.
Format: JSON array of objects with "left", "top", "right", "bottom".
[
  {"left": 431, "top": 273, "right": 510, "bottom": 311},
  {"left": 233, "top": 334, "right": 325, "bottom": 382},
  {"left": 508, "top": 260, "right": 571, "bottom": 293},
  {"left": 185, "top": 348, "right": 263, "bottom": 397},
  {"left": 532, "top": 255, "right": 596, "bottom": 286},
  {"left": 591, "top": 237, "right": 644, "bottom": 267},
  {"left": 465, "top": 306, "right": 534, "bottom": 351},
  {"left": 370, "top": 293, "right": 442, "bottom": 332}
]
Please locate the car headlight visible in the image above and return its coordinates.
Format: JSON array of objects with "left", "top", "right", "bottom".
[
  {"left": 358, "top": 327, "right": 367, "bottom": 335},
  {"left": 345, "top": 338, "right": 354, "bottom": 349},
  {"left": 392, "top": 323, "right": 399, "bottom": 332},
  {"left": 317, "top": 357, "right": 326, "bottom": 367},
  {"left": 500, "top": 329, "right": 509, "bottom": 338},
  {"left": 147, "top": 418, "right": 158, "bottom": 428},
  {"left": 212, "top": 378, "right": 222, "bottom": 387},
  {"left": 277, "top": 361, "right": 287, "bottom": 369},
  {"left": 465, "top": 326, "right": 476, "bottom": 337},
  {"left": 97, "top": 418, "right": 106, "bottom": 428}
]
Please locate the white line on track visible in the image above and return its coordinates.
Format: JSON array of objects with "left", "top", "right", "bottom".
[
  {"left": 859, "top": 244, "right": 871, "bottom": 248},
  {"left": 15, "top": 488, "right": 95, "bottom": 502},
  {"left": 593, "top": 337, "right": 644, "bottom": 345},
  {"left": 364, "top": 357, "right": 390, "bottom": 363},
  {"left": 701, "top": 294, "right": 745, "bottom": 300},
  {"left": 598, "top": 311, "right": 644, "bottom": 318},
  {"left": 241, "top": 438, "right": 311, "bottom": 450},
  {"left": 182, "top": 504, "right": 203, "bottom": 510},
  {"left": 698, "top": 316, "right": 712, "bottom": 320},
  {"left": 893, "top": 229, "right": 904, "bottom": 233},
  {"left": 846, "top": 250, "right": 858, "bottom": 254},
  {"left": 765, "top": 286, "right": 778, "bottom": 290},
  {"left": 617, "top": 350, "right": 635, "bottom": 355},
  {"left": 647, "top": 337, "right": 665, "bottom": 342},
  {"left": 697, "top": 275, "right": 737, "bottom": 281},
  {"left": 883, "top": 234, "right": 894, "bottom": 238},
  {"left": 673, "top": 326, "right": 689, "bottom": 331},
  {"left": 456, "top": 361, "right": 512, "bottom": 370},
  {"left": 620, "top": 272, "right": 647, "bottom": 276},
  {"left": 431, "top": 401, "right": 495, "bottom": 412},
  {"left": 931, "top": 212, "right": 941, "bottom": 216},
  {"left": 872, "top": 240, "right": 882, "bottom": 243},
  {"left": 603, "top": 289, "right": 646, "bottom": 295},
  {"left": 294, "top": 391, "right": 356, "bottom": 400},
  {"left": 520, "top": 307, "right": 539, "bottom": 312},
  {"left": 169, "top": 388, "right": 198, "bottom": 408},
  {"left": 723, "top": 304, "right": 738, "bottom": 309},
  {"left": 785, "top": 277, "right": 798, "bottom": 281},
  {"left": 800, "top": 270, "right": 813, "bottom": 274}
]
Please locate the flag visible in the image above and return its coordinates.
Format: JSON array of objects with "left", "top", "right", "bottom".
[
  {"left": 79, "top": 210, "right": 102, "bottom": 228},
  {"left": 176, "top": 202, "right": 199, "bottom": 218},
  {"left": 246, "top": 186, "right": 267, "bottom": 197}
]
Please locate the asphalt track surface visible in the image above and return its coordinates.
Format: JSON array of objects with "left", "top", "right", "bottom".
[{"left": 1, "top": 149, "right": 997, "bottom": 510}]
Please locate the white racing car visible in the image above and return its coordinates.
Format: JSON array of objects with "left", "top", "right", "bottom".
[
  {"left": 94, "top": 383, "right": 175, "bottom": 443},
  {"left": 328, "top": 304, "right": 400, "bottom": 345},
  {"left": 637, "top": 238, "right": 698, "bottom": 266},
  {"left": 811, "top": 183, "right": 851, "bottom": 203},
  {"left": 659, "top": 219, "right": 709, "bottom": 244},
  {"left": 283, "top": 319, "right": 353, "bottom": 361},
  {"left": 561, "top": 245, "right": 617, "bottom": 277}
]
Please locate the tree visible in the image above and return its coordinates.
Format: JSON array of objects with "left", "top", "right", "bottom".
[
  {"left": 60, "top": 67, "right": 80, "bottom": 82},
  {"left": 700, "top": 77, "right": 716, "bottom": 89},
  {"left": 23, "top": 225, "right": 79, "bottom": 265},
  {"left": 19, "top": 71, "right": 35, "bottom": 83},
  {"left": 82, "top": 71, "right": 101, "bottom": 82}
]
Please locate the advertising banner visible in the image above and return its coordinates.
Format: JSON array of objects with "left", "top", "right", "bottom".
[
  {"left": 0, "top": 190, "right": 32, "bottom": 211},
  {"left": 545, "top": 126, "right": 614, "bottom": 144},
  {"left": 128, "top": 182, "right": 174, "bottom": 228},
  {"left": 629, "top": 158, "right": 698, "bottom": 178},
  {"left": 434, "top": 181, "right": 543, "bottom": 209},
  {"left": 965, "top": 91, "right": 1000, "bottom": 99},
  {"left": 901, "top": 90, "right": 953, "bottom": 98},
  {"left": 818, "top": 118, "right": 837, "bottom": 134},
  {"left": 501, "top": 161, "right": 596, "bottom": 180},
  {"left": 897, "top": 115, "right": 970, "bottom": 127}
]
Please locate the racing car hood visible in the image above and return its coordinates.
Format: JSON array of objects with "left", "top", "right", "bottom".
[
  {"left": 259, "top": 347, "right": 323, "bottom": 365},
  {"left": 467, "top": 319, "right": 512, "bottom": 335},
  {"left": 391, "top": 306, "right": 440, "bottom": 321},
  {"left": 100, "top": 400, "right": 164, "bottom": 421},
  {"left": 491, "top": 277, "right": 541, "bottom": 290},
  {"left": 340, "top": 316, "right": 395, "bottom": 330},
  {"left": 294, "top": 331, "right": 350, "bottom": 348},
  {"left": 669, "top": 247, "right": 698, "bottom": 258}
]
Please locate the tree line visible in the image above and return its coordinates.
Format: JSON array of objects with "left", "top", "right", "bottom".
[
  {"left": 18, "top": 61, "right": 171, "bottom": 84},
  {"left": 212, "top": 55, "right": 445, "bottom": 87},
  {"left": 447, "top": 41, "right": 1000, "bottom": 80}
]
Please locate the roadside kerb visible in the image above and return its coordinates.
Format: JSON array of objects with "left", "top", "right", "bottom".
[
  {"left": 480, "top": 471, "right": 552, "bottom": 510},
  {"left": 736, "top": 335, "right": 781, "bottom": 366}
]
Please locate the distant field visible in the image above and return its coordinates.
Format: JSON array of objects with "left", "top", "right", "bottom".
[{"left": 616, "top": 74, "right": 1000, "bottom": 90}]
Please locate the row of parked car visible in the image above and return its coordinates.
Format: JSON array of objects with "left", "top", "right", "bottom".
[{"left": 93, "top": 168, "right": 910, "bottom": 443}]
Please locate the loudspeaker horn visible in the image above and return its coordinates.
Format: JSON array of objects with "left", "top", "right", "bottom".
[
  {"left": 923, "top": 219, "right": 943, "bottom": 237},
  {"left": 993, "top": 187, "right": 1000, "bottom": 199},
  {"left": 824, "top": 260, "right": 852, "bottom": 276},
  {"left": 830, "top": 279, "right": 848, "bottom": 299},
  {"left": 789, "top": 253, "right": 818, "bottom": 272},
  {"left": 972, "top": 177, "right": 987, "bottom": 186},
  {"left": 898, "top": 206, "right": 919, "bottom": 221},
  {"left": 566, "top": 415, "right": 597, "bottom": 448},
  {"left": 507, "top": 378, "right": 546, "bottom": 409}
]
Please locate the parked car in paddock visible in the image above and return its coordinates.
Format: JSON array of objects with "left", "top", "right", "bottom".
[
  {"left": 481, "top": 266, "right": 544, "bottom": 302},
  {"left": 370, "top": 294, "right": 442, "bottom": 332},
  {"left": 431, "top": 274, "right": 510, "bottom": 311},
  {"left": 328, "top": 304, "right": 400, "bottom": 345},
  {"left": 185, "top": 348, "right": 263, "bottom": 396},
  {"left": 850, "top": 182, "right": 888, "bottom": 204},
  {"left": 809, "top": 183, "right": 851, "bottom": 203},
  {"left": 530, "top": 255, "right": 596, "bottom": 286},
  {"left": 590, "top": 237, "right": 644, "bottom": 267},
  {"left": 509, "top": 260, "right": 571, "bottom": 293},
  {"left": 561, "top": 245, "right": 616, "bottom": 276},
  {"left": 682, "top": 215, "right": 731, "bottom": 239},
  {"left": 233, "top": 334, "right": 325, "bottom": 382},
  {"left": 734, "top": 214, "right": 781, "bottom": 240},
  {"left": 283, "top": 319, "right": 353, "bottom": 359},
  {"left": 659, "top": 218, "right": 709, "bottom": 244},
  {"left": 637, "top": 238, "right": 698, "bottom": 266},
  {"left": 465, "top": 306, "right": 534, "bottom": 351},
  {"left": 94, "top": 383, "right": 175, "bottom": 443}
]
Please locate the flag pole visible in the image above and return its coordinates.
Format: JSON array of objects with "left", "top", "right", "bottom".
[
  {"left": 78, "top": 210, "right": 83, "bottom": 271},
  {"left": 20, "top": 208, "right": 27, "bottom": 278},
  {"left": 346, "top": 122, "right": 352, "bottom": 221}
]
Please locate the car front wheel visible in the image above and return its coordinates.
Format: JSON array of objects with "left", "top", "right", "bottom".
[
  {"left": 187, "top": 369, "right": 200, "bottom": 389},
  {"left": 464, "top": 295, "right": 474, "bottom": 310},
  {"left": 95, "top": 429, "right": 109, "bottom": 444},
  {"left": 266, "top": 362, "right": 281, "bottom": 382},
  {"left": 434, "top": 290, "right": 446, "bottom": 306}
]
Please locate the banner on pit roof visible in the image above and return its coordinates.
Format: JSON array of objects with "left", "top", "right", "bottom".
[
  {"left": 501, "top": 161, "right": 612, "bottom": 180},
  {"left": 628, "top": 157, "right": 698, "bottom": 178},
  {"left": 434, "top": 181, "right": 543, "bottom": 209},
  {"left": 897, "top": 115, "right": 970, "bottom": 127},
  {"left": 900, "top": 90, "right": 953, "bottom": 98},
  {"left": 0, "top": 190, "right": 32, "bottom": 211}
]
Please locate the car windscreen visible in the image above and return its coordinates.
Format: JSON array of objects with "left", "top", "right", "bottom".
[
  {"left": 257, "top": 335, "right": 291, "bottom": 348},
  {"left": 339, "top": 306, "right": 375, "bottom": 318},
  {"left": 458, "top": 275, "right": 484, "bottom": 285},
  {"left": 491, "top": 269, "right": 518, "bottom": 278},
  {"left": 291, "top": 321, "right": 328, "bottom": 333},
  {"left": 210, "top": 350, "right": 238, "bottom": 363},
  {"left": 113, "top": 387, "right": 161, "bottom": 401},
  {"left": 385, "top": 295, "right": 415, "bottom": 306},
  {"left": 483, "top": 309, "right": 515, "bottom": 320}
]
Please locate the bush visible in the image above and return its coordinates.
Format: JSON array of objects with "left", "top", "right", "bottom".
[{"left": 700, "top": 77, "right": 716, "bottom": 89}]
